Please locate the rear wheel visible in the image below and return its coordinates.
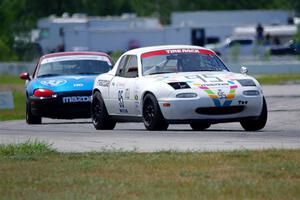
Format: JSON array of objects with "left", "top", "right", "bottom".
[
  {"left": 240, "top": 97, "right": 268, "bottom": 131},
  {"left": 26, "top": 100, "right": 41, "bottom": 124},
  {"left": 190, "top": 122, "right": 210, "bottom": 131},
  {"left": 143, "top": 94, "right": 169, "bottom": 131},
  {"left": 91, "top": 91, "right": 116, "bottom": 130}
]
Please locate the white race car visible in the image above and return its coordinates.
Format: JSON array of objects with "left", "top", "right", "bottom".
[{"left": 91, "top": 45, "right": 267, "bottom": 131}]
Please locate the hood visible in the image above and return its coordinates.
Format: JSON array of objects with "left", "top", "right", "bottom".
[
  {"left": 32, "top": 75, "right": 97, "bottom": 92},
  {"left": 147, "top": 71, "right": 255, "bottom": 89}
]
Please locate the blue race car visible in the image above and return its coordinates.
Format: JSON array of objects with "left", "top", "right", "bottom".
[{"left": 20, "top": 51, "right": 113, "bottom": 124}]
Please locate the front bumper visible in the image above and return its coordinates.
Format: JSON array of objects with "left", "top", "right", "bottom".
[
  {"left": 29, "top": 91, "right": 92, "bottom": 119},
  {"left": 158, "top": 88, "right": 263, "bottom": 123}
]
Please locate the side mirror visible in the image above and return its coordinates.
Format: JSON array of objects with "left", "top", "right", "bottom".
[
  {"left": 240, "top": 66, "right": 248, "bottom": 75},
  {"left": 19, "top": 72, "right": 31, "bottom": 80}
]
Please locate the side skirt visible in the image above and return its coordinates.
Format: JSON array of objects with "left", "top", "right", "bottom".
[
  {"left": 109, "top": 115, "right": 260, "bottom": 124},
  {"left": 110, "top": 115, "right": 143, "bottom": 122}
]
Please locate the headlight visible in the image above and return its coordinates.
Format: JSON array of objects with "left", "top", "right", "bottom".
[
  {"left": 237, "top": 79, "right": 256, "bottom": 86},
  {"left": 243, "top": 90, "right": 260, "bottom": 96},
  {"left": 168, "top": 82, "right": 190, "bottom": 90},
  {"left": 176, "top": 93, "right": 197, "bottom": 98}
]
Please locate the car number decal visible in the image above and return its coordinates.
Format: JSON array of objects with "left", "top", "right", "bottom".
[
  {"left": 198, "top": 81, "right": 238, "bottom": 107},
  {"left": 118, "top": 90, "right": 128, "bottom": 113}
]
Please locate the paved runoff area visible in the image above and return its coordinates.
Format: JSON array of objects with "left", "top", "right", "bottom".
[{"left": 0, "top": 85, "right": 300, "bottom": 152}]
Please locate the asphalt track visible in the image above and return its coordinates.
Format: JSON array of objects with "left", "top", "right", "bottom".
[{"left": 0, "top": 85, "right": 299, "bottom": 152}]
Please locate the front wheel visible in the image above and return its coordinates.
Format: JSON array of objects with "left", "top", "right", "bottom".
[
  {"left": 142, "top": 94, "right": 169, "bottom": 131},
  {"left": 91, "top": 91, "right": 116, "bottom": 130},
  {"left": 240, "top": 97, "right": 268, "bottom": 131},
  {"left": 26, "top": 100, "right": 41, "bottom": 124}
]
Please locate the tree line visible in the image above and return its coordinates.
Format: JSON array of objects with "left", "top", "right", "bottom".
[{"left": 0, "top": 0, "right": 300, "bottom": 61}]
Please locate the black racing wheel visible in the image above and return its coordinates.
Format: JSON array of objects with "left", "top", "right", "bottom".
[
  {"left": 142, "top": 93, "right": 169, "bottom": 131},
  {"left": 240, "top": 97, "right": 268, "bottom": 131},
  {"left": 91, "top": 91, "right": 116, "bottom": 130},
  {"left": 26, "top": 99, "right": 41, "bottom": 124}
]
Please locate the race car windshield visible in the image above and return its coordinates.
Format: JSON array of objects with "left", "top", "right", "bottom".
[
  {"left": 37, "top": 59, "right": 112, "bottom": 77},
  {"left": 142, "top": 52, "right": 229, "bottom": 75}
]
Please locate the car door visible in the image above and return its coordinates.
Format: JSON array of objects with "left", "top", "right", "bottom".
[{"left": 108, "top": 55, "right": 139, "bottom": 115}]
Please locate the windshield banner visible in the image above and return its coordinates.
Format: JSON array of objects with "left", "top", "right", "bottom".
[{"left": 141, "top": 49, "right": 215, "bottom": 59}]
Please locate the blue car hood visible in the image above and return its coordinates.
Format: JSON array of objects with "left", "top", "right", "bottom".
[{"left": 31, "top": 75, "right": 97, "bottom": 93}]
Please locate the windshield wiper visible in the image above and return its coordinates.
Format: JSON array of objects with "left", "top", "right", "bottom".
[
  {"left": 76, "top": 72, "right": 98, "bottom": 75},
  {"left": 148, "top": 71, "right": 173, "bottom": 75},
  {"left": 37, "top": 74, "right": 60, "bottom": 78},
  {"left": 191, "top": 69, "right": 216, "bottom": 72}
]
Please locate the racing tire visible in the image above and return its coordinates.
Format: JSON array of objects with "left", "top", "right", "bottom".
[
  {"left": 240, "top": 97, "right": 268, "bottom": 131},
  {"left": 190, "top": 122, "right": 211, "bottom": 131},
  {"left": 26, "top": 100, "right": 42, "bottom": 124},
  {"left": 91, "top": 91, "right": 116, "bottom": 130},
  {"left": 142, "top": 94, "right": 169, "bottom": 131}
]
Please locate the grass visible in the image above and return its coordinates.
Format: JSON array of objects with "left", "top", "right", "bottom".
[
  {"left": 0, "top": 141, "right": 300, "bottom": 199},
  {"left": 0, "top": 140, "right": 56, "bottom": 157},
  {"left": 256, "top": 73, "right": 300, "bottom": 85},
  {"left": 0, "top": 75, "right": 25, "bottom": 85},
  {"left": 0, "top": 74, "right": 300, "bottom": 121}
]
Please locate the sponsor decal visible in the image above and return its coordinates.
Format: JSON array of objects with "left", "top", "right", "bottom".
[
  {"left": 194, "top": 83, "right": 229, "bottom": 87},
  {"left": 135, "top": 101, "right": 140, "bottom": 115},
  {"left": 120, "top": 108, "right": 128, "bottom": 113},
  {"left": 134, "top": 95, "right": 139, "bottom": 100},
  {"left": 63, "top": 96, "right": 91, "bottom": 103},
  {"left": 73, "top": 83, "right": 84, "bottom": 87},
  {"left": 41, "top": 79, "right": 67, "bottom": 87},
  {"left": 238, "top": 100, "right": 248, "bottom": 105},
  {"left": 198, "top": 80, "right": 238, "bottom": 107},
  {"left": 166, "top": 49, "right": 201, "bottom": 54},
  {"left": 141, "top": 49, "right": 215, "bottom": 59},
  {"left": 125, "top": 88, "right": 130, "bottom": 99},
  {"left": 97, "top": 79, "right": 110, "bottom": 87}
]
